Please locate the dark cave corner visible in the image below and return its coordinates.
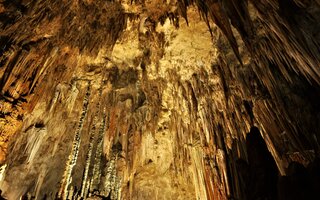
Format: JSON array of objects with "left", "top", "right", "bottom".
[{"left": 234, "top": 127, "right": 320, "bottom": 200}]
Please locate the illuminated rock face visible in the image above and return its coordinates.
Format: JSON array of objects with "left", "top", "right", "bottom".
[{"left": 0, "top": 0, "right": 320, "bottom": 199}]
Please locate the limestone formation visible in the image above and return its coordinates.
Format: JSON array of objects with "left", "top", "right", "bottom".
[{"left": 0, "top": 0, "right": 320, "bottom": 199}]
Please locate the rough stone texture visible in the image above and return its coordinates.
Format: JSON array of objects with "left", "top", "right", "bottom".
[{"left": 0, "top": 0, "right": 320, "bottom": 200}]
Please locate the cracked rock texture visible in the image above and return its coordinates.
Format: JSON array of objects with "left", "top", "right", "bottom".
[{"left": 0, "top": 0, "right": 320, "bottom": 200}]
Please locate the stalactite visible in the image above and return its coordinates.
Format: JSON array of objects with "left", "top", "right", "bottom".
[
  {"left": 34, "top": 165, "right": 47, "bottom": 199},
  {"left": 0, "top": 164, "right": 6, "bottom": 182},
  {"left": 101, "top": 153, "right": 121, "bottom": 199},
  {"left": 89, "top": 109, "right": 107, "bottom": 193},
  {"left": 0, "top": 0, "right": 320, "bottom": 199},
  {"left": 80, "top": 108, "right": 97, "bottom": 198},
  {"left": 58, "top": 81, "right": 91, "bottom": 199},
  {"left": 24, "top": 124, "right": 47, "bottom": 163},
  {"left": 80, "top": 81, "right": 104, "bottom": 199}
]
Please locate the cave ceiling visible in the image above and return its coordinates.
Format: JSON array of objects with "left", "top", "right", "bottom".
[{"left": 0, "top": 0, "right": 320, "bottom": 199}]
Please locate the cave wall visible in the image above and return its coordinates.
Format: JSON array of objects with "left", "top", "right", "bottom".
[{"left": 0, "top": 0, "right": 320, "bottom": 199}]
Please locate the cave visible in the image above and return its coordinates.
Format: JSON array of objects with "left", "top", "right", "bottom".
[{"left": 0, "top": 0, "right": 320, "bottom": 199}]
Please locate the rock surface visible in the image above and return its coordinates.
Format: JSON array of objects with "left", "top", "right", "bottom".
[{"left": 0, "top": 0, "right": 320, "bottom": 199}]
